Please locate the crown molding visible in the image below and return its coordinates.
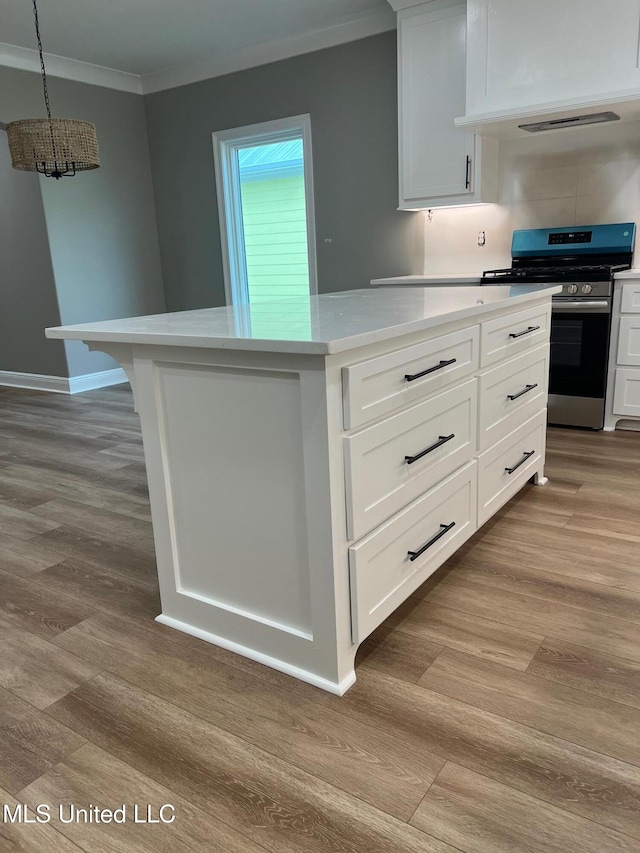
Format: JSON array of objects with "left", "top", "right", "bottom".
[
  {"left": 0, "top": 7, "right": 396, "bottom": 98},
  {"left": 140, "top": 7, "right": 396, "bottom": 94},
  {"left": 0, "top": 42, "right": 143, "bottom": 94}
]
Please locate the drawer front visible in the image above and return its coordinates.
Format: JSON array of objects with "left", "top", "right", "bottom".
[
  {"left": 613, "top": 367, "right": 640, "bottom": 416},
  {"left": 342, "top": 326, "right": 479, "bottom": 430},
  {"left": 345, "top": 379, "right": 477, "bottom": 540},
  {"left": 478, "top": 344, "right": 549, "bottom": 452},
  {"left": 480, "top": 303, "right": 551, "bottom": 368},
  {"left": 477, "top": 410, "right": 546, "bottom": 526},
  {"left": 621, "top": 282, "right": 640, "bottom": 314},
  {"left": 617, "top": 317, "right": 640, "bottom": 366},
  {"left": 349, "top": 461, "right": 477, "bottom": 644}
]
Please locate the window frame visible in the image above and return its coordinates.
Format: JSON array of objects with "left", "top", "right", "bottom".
[{"left": 212, "top": 114, "right": 318, "bottom": 307}]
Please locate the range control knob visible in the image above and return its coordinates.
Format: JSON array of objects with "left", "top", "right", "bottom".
[
  {"left": 567, "top": 284, "right": 579, "bottom": 294},
  {"left": 582, "top": 283, "right": 593, "bottom": 294}
]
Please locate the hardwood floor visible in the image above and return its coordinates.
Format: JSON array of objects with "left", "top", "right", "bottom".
[{"left": 1, "top": 383, "right": 640, "bottom": 852}]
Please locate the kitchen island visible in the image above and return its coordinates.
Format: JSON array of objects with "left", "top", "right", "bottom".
[{"left": 47, "top": 285, "right": 559, "bottom": 694}]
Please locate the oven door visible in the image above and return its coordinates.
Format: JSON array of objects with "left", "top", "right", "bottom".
[{"left": 548, "top": 298, "right": 612, "bottom": 428}]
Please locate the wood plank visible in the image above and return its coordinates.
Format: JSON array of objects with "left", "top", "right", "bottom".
[
  {"left": 46, "top": 673, "right": 459, "bottom": 853},
  {"left": 0, "top": 503, "right": 62, "bottom": 541},
  {"left": 418, "top": 647, "right": 640, "bottom": 767},
  {"left": 314, "top": 669, "right": 640, "bottom": 839},
  {"left": 0, "top": 785, "right": 84, "bottom": 853},
  {"left": 0, "top": 615, "right": 100, "bottom": 709},
  {"left": 0, "top": 530, "right": 66, "bottom": 578},
  {"left": 0, "top": 462, "right": 151, "bottom": 520},
  {"left": 32, "top": 499, "right": 154, "bottom": 554},
  {"left": 528, "top": 639, "right": 640, "bottom": 711},
  {"left": 116, "top": 646, "right": 444, "bottom": 821},
  {"left": 481, "top": 515, "right": 640, "bottom": 565},
  {"left": 356, "top": 617, "right": 444, "bottom": 683},
  {"left": 420, "top": 576, "right": 640, "bottom": 664},
  {"left": 0, "top": 570, "right": 96, "bottom": 640},
  {"left": 445, "top": 557, "right": 640, "bottom": 625},
  {"left": 0, "top": 686, "right": 85, "bottom": 794},
  {"left": 411, "top": 762, "right": 640, "bottom": 853},
  {"left": 36, "top": 526, "right": 158, "bottom": 586},
  {"left": 444, "top": 536, "right": 640, "bottom": 593},
  {"left": 30, "top": 559, "right": 160, "bottom": 624},
  {"left": 18, "top": 743, "right": 270, "bottom": 853},
  {"left": 389, "top": 598, "right": 543, "bottom": 671},
  {"left": 52, "top": 612, "right": 209, "bottom": 672}
]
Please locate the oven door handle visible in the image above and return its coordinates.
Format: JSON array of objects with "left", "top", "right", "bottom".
[{"left": 552, "top": 299, "right": 611, "bottom": 313}]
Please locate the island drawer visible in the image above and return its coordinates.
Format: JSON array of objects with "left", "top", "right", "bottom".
[
  {"left": 344, "top": 379, "right": 476, "bottom": 541},
  {"left": 477, "top": 344, "right": 549, "bottom": 452},
  {"left": 342, "top": 326, "right": 479, "bottom": 430},
  {"left": 477, "top": 410, "right": 546, "bottom": 526},
  {"left": 349, "top": 461, "right": 477, "bottom": 644},
  {"left": 480, "top": 303, "right": 551, "bottom": 368}
]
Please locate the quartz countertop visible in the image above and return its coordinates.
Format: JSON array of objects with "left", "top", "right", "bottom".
[
  {"left": 614, "top": 269, "right": 640, "bottom": 279},
  {"left": 371, "top": 274, "right": 482, "bottom": 285},
  {"left": 46, "top": 285, "right": 560, "bottom": 356}
]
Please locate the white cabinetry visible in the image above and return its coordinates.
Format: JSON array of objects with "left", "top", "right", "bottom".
[
  {"left": 606, "top": 279, "right": 640, "bottom": 429},
  {"left": 59, "top": 291, "right": 554, "bottom": 694},
  {"left": 395, "top": 0, "right": 497, "bottom": 208},
  {"left": 461, "top": 0, "right": 640, "bottom": 125},
  {"left": 345, "top": 299, "right": 550, "bottom": 646}
]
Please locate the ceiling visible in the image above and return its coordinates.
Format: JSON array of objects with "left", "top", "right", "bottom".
[{"left": 1, "top": 0, "right": 395, "bottom": 90}]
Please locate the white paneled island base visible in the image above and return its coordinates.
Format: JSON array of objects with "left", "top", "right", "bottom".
[{"left": 47, "top": 285, "right": 559, "bottom": 694}]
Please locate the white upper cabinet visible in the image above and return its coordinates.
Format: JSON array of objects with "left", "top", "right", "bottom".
[
  {"left": 396, "top": 1, "right": 498, "bottom": 208},
  {"left": 462, "top": 0, "right": 640, "bottom": 122}
]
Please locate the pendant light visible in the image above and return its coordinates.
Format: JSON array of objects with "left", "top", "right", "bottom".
[{"left": 6, "top": 0, "right": 100, "bottom": 179}]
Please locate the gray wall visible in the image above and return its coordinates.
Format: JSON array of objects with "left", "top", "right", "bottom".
[
  {"left": 145, "top": 31, "right": 424, "bottom": 311},
  {"left": 0, "top": 130, "right": 68, "bottom": 376},
  {"left": 0, "top": 66, "right": 165, "bottom": 377}
]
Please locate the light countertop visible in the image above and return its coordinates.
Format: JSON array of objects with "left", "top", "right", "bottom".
[
  {"left": 615, "top": 269, "right": 640, "bottom": 279},
  {"left": 46, "top": 285, "right": 560, "bottom": 356},
  {"left": 371, "top": 274, "right": 482, "bottom": 285}
]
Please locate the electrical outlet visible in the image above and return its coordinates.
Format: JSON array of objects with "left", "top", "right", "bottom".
[{"left": 478, "top": 231, "right": 486, "bottom": 247}]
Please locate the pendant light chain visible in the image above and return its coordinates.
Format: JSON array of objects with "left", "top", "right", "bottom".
[
  {"left": 32, "top": 0, "right": 58, "bottom": 161},
  {"left": 33, "top": 0, "right": 51, "bottom": 120}
]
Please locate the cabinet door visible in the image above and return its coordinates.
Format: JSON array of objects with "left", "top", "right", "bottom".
[
  {"left": 618, "top": 317, "right": 640, "bottom": 366},
  {"left": 466, "top": 0, "right": 640, "bottom": 117},
  {"left": 613, "top": 368, "right": 640, "bottom": 417},
  {"left": 399, "top": 3, "right": 475, "bottom": 204}
]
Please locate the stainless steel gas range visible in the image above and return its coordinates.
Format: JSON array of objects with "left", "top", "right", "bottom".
[{"left": 482, "top": 223, "right": 636, "bottom": 429}]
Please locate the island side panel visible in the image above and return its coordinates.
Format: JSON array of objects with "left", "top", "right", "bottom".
[{"left": 125, "top": 345, "right": 356, "bottom": 693}]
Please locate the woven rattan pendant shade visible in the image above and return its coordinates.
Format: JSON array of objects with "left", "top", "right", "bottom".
[
  {"left": 7, "top": 0, "right": 100, "bottom": 179},
  {"left": 7, "top": 118, "right": 100, "bottom": 176}
]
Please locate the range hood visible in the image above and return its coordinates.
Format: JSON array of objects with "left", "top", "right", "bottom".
[
  {"left": 455, "top": 94, "right": 640, "bottom": 138},
  {"left": 518, "top": 111, "right": 620, "bottom": 133}
]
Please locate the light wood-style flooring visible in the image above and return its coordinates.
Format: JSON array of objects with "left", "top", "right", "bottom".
[{"left": 1, "top": 383, "right": 640, "bottom": 852}]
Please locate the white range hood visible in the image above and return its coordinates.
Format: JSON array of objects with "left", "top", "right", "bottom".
[{"left": 456, "top": 0, "right": 640, "bottom": 137}]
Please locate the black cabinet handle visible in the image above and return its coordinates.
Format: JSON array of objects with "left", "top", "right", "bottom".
[
  {"left": 505, "top": 450, "right": 535, "bottom": 475},
  {"left": 405, "top": 434, "right": 455, "bottom": 465},
  {"left": 465, "top": 155, "right": 471, "bottom": 189},
  {"left": 408, "top": 522, "right": 456, "bottom": 562},
  {"left": 507, "top": 383, "right": 538, "bottom": 401},
  {"left": 509, "top": 325, "right": 540, "bottom": 339},
  {"left": 405, "top": 358, "right": 456, "bottom": 382}
]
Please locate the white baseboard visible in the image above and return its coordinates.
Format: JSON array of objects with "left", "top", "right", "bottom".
[{"left": 0, "top": 368, "right": 128, "bottom": 395}]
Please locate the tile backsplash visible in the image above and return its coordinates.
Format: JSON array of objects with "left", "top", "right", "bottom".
[{"left": 423, "top": 119, "right": 640, "bottom": 274}]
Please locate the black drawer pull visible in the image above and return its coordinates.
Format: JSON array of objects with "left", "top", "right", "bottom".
[
  {"left": 405, "top": 433, "right": 455, "bottom": 465},
  {"left": 505, "top": 450, "right": 535, "bottom": 475},
  {"left": 507, "top": 383, "right": 538, "bottom": 401},
  {"left": 408, "top": 522, "right": 456, "bottom": 562},
  {"left": 509, "top": 325, "right": 540, "bottom": 339},
  {"left": 405, "top": 358, "right": 456, "bottom": 382}
]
